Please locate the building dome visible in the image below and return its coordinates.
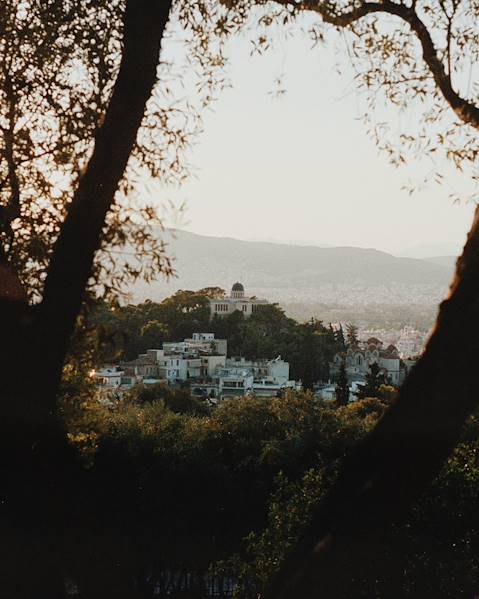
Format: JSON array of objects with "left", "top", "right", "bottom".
[{"left": 231, "top": 282, "right": 245, "bottom": 299}]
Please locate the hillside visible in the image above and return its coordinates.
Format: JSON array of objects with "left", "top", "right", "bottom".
[
  {"left": 129, "top": 230, "right": 452, "bottom": 320},
  {"left": 423, "top": 255, "right": 457, "bottom": 269}
]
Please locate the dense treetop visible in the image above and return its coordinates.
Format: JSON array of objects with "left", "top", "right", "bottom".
[{"left": 58, "top": 380, "right": 479, "bottom": 598}]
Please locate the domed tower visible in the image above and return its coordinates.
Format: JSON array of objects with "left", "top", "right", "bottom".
[{"left": 231, "top": 282, "right": 245, "bottom": 299}]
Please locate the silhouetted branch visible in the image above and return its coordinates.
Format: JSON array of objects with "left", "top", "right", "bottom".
[{"left": 274, "top": 0, "right": 479, "bottom": 129}]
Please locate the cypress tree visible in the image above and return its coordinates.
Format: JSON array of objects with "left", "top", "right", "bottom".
[
  {"left": 335, "top": 359, "right": 350, "bottom": 406},
  {"left": 346, "top": 323, "right": 359, "bottom": 348},
  {"left": 335, "top": 324, "right": 346, "bottom": 351},
  {"left": 355, "top": 362, "right": 385, "bottom": 400}
]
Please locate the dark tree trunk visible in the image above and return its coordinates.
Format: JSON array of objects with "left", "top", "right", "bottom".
[{"left": 0, "top": 2, "right": 172, "bottom": 597}]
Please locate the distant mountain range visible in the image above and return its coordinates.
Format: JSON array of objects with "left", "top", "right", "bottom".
[{"left": 129, "top": 230, "right": 455, "bottom": 309}]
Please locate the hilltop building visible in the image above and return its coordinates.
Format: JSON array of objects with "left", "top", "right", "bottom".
[
  {"left": 92, "top": 366, "right": 141, "bottom": 399},
  {"left": 94, "top": 366, "right": 127, "bottom": 389},
  {"left": 396, "top": 326, "right": 426, "bottom": 358},
  {"left": 121, "top": 335, "right": 227, "bottom": 384},
  {"left": 94, "top": 333, "right": 227, "bottom": 397},
  {"left": 94, "top": 332, "right": 301, "bottom": 402},
  {"left": 209, "top": 282, "right": 269, "bottom": 318},
  {"left": 358, "top": 326, "right": 426, "bottom": 358},
  {"left": 163, "top": 332, "right": 227, "bottom": 358},
  {"left": 191, "top": 356, "right": 300, "bottom": 401},
  {"left": 330, "top": 337, "right": 416, "bottom": 386}
]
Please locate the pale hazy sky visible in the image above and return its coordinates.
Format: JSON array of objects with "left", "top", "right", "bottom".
[{"left": 154, "top": 23, "right": 477, "bottom": 258}]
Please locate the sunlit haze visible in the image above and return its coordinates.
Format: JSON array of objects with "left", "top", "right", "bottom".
[{"left": 156, "top": 25, "right": 476, "bottom": 258}]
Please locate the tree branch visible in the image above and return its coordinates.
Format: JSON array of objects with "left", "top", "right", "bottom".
[
  {"left": 0, "top": 72, "right": 21, "bottom": 269},
  {"left": 274, "top": 0, "right": 479, "bottom": 128},
  {"left": 4, "top": 73, "right": 20, "bottom": 222}
]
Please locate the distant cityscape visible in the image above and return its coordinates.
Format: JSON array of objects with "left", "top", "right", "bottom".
[{"left": 93, "top": 282, "right": 422, "bottom": 404}]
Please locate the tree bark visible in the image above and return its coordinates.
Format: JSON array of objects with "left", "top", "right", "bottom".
[{"left": 271, "top": 0, "right": 479, "bottom": 130}]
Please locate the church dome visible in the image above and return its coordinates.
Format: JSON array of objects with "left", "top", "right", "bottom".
[{"left": 231, "top": 282, "right": 245, "bottom": 299}]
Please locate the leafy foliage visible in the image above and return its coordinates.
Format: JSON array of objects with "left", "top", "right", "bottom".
[
  {"left": 0, "top": 0, "right": 172, "bottom": 300},
  {"left": 89, "top": 290, "right": 211, "bottom": 360},
  {"left": 0, "top": 1, "right": 238, "bottom": 301},
  {"left": 212, "top": 403, "right": 479, "bottom": 599},
  {"left": 55, "top": 357, "right": 479, "bottom": 598},
  {"left": 127, "top": 381, "right": 209, "bottom": 416}
]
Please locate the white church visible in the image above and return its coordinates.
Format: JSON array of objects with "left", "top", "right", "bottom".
[{"left": 209, "top": 282, "right": 269, "bottom": 318}]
